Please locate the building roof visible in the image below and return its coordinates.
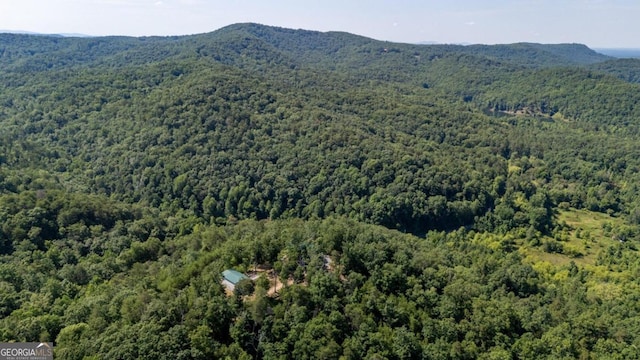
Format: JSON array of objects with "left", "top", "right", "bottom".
[{"left": 222, "top": 269, "right": 249, "bottom": 285}]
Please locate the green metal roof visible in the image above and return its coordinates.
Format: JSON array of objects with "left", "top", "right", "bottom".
[{"left": 222, "top": 269, "right": 249, "bottom": 285}]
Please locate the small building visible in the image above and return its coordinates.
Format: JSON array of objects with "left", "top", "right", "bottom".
[{"left": 221, "top": 269, "right": 249, "bottom": 292}]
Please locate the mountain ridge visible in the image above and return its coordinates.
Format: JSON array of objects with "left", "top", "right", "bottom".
[
  {"left": 1, "top": 23, "right": 638, "bottom": 234},
  {"left": 0, "top": 23, "right": 612, "bottom": 71}
]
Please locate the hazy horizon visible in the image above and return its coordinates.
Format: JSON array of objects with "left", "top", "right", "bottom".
[{"left": 2, "top": 1, "right": 640, "bottom": 48}]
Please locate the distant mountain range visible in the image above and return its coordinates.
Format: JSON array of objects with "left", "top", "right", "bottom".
[
  {"left": 3, "top": 27, "right": 639, "bottom": 56},
  {"left": 595, "top": 48, "right": 640, "bottom": 58},
  {"left": 0, "top": 29, "right": 91, "bottom": 37},
  {"left": 415, "top": 40, "right": 640, "bottom": 59}
]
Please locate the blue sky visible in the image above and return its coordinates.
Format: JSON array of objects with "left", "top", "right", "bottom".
[{"left": 1, "top": 0, "right": 639, "bottom": 48}]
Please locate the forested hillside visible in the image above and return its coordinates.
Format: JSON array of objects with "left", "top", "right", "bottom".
[{"left": 2, "top": 23, "right": 640, "bottom": 359}]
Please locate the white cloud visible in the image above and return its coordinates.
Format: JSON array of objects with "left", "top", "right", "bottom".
[{"left": 177, "top": 0, "right": 204, "bottom": 5}]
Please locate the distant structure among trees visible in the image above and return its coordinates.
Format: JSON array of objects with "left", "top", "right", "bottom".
[{"left": 221, "top": 269, "right": 250, "bottom": 293}]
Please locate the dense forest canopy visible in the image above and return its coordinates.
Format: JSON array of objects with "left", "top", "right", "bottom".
[{"left": 2, "top": 23, "right": 640, "bottom": 359}]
